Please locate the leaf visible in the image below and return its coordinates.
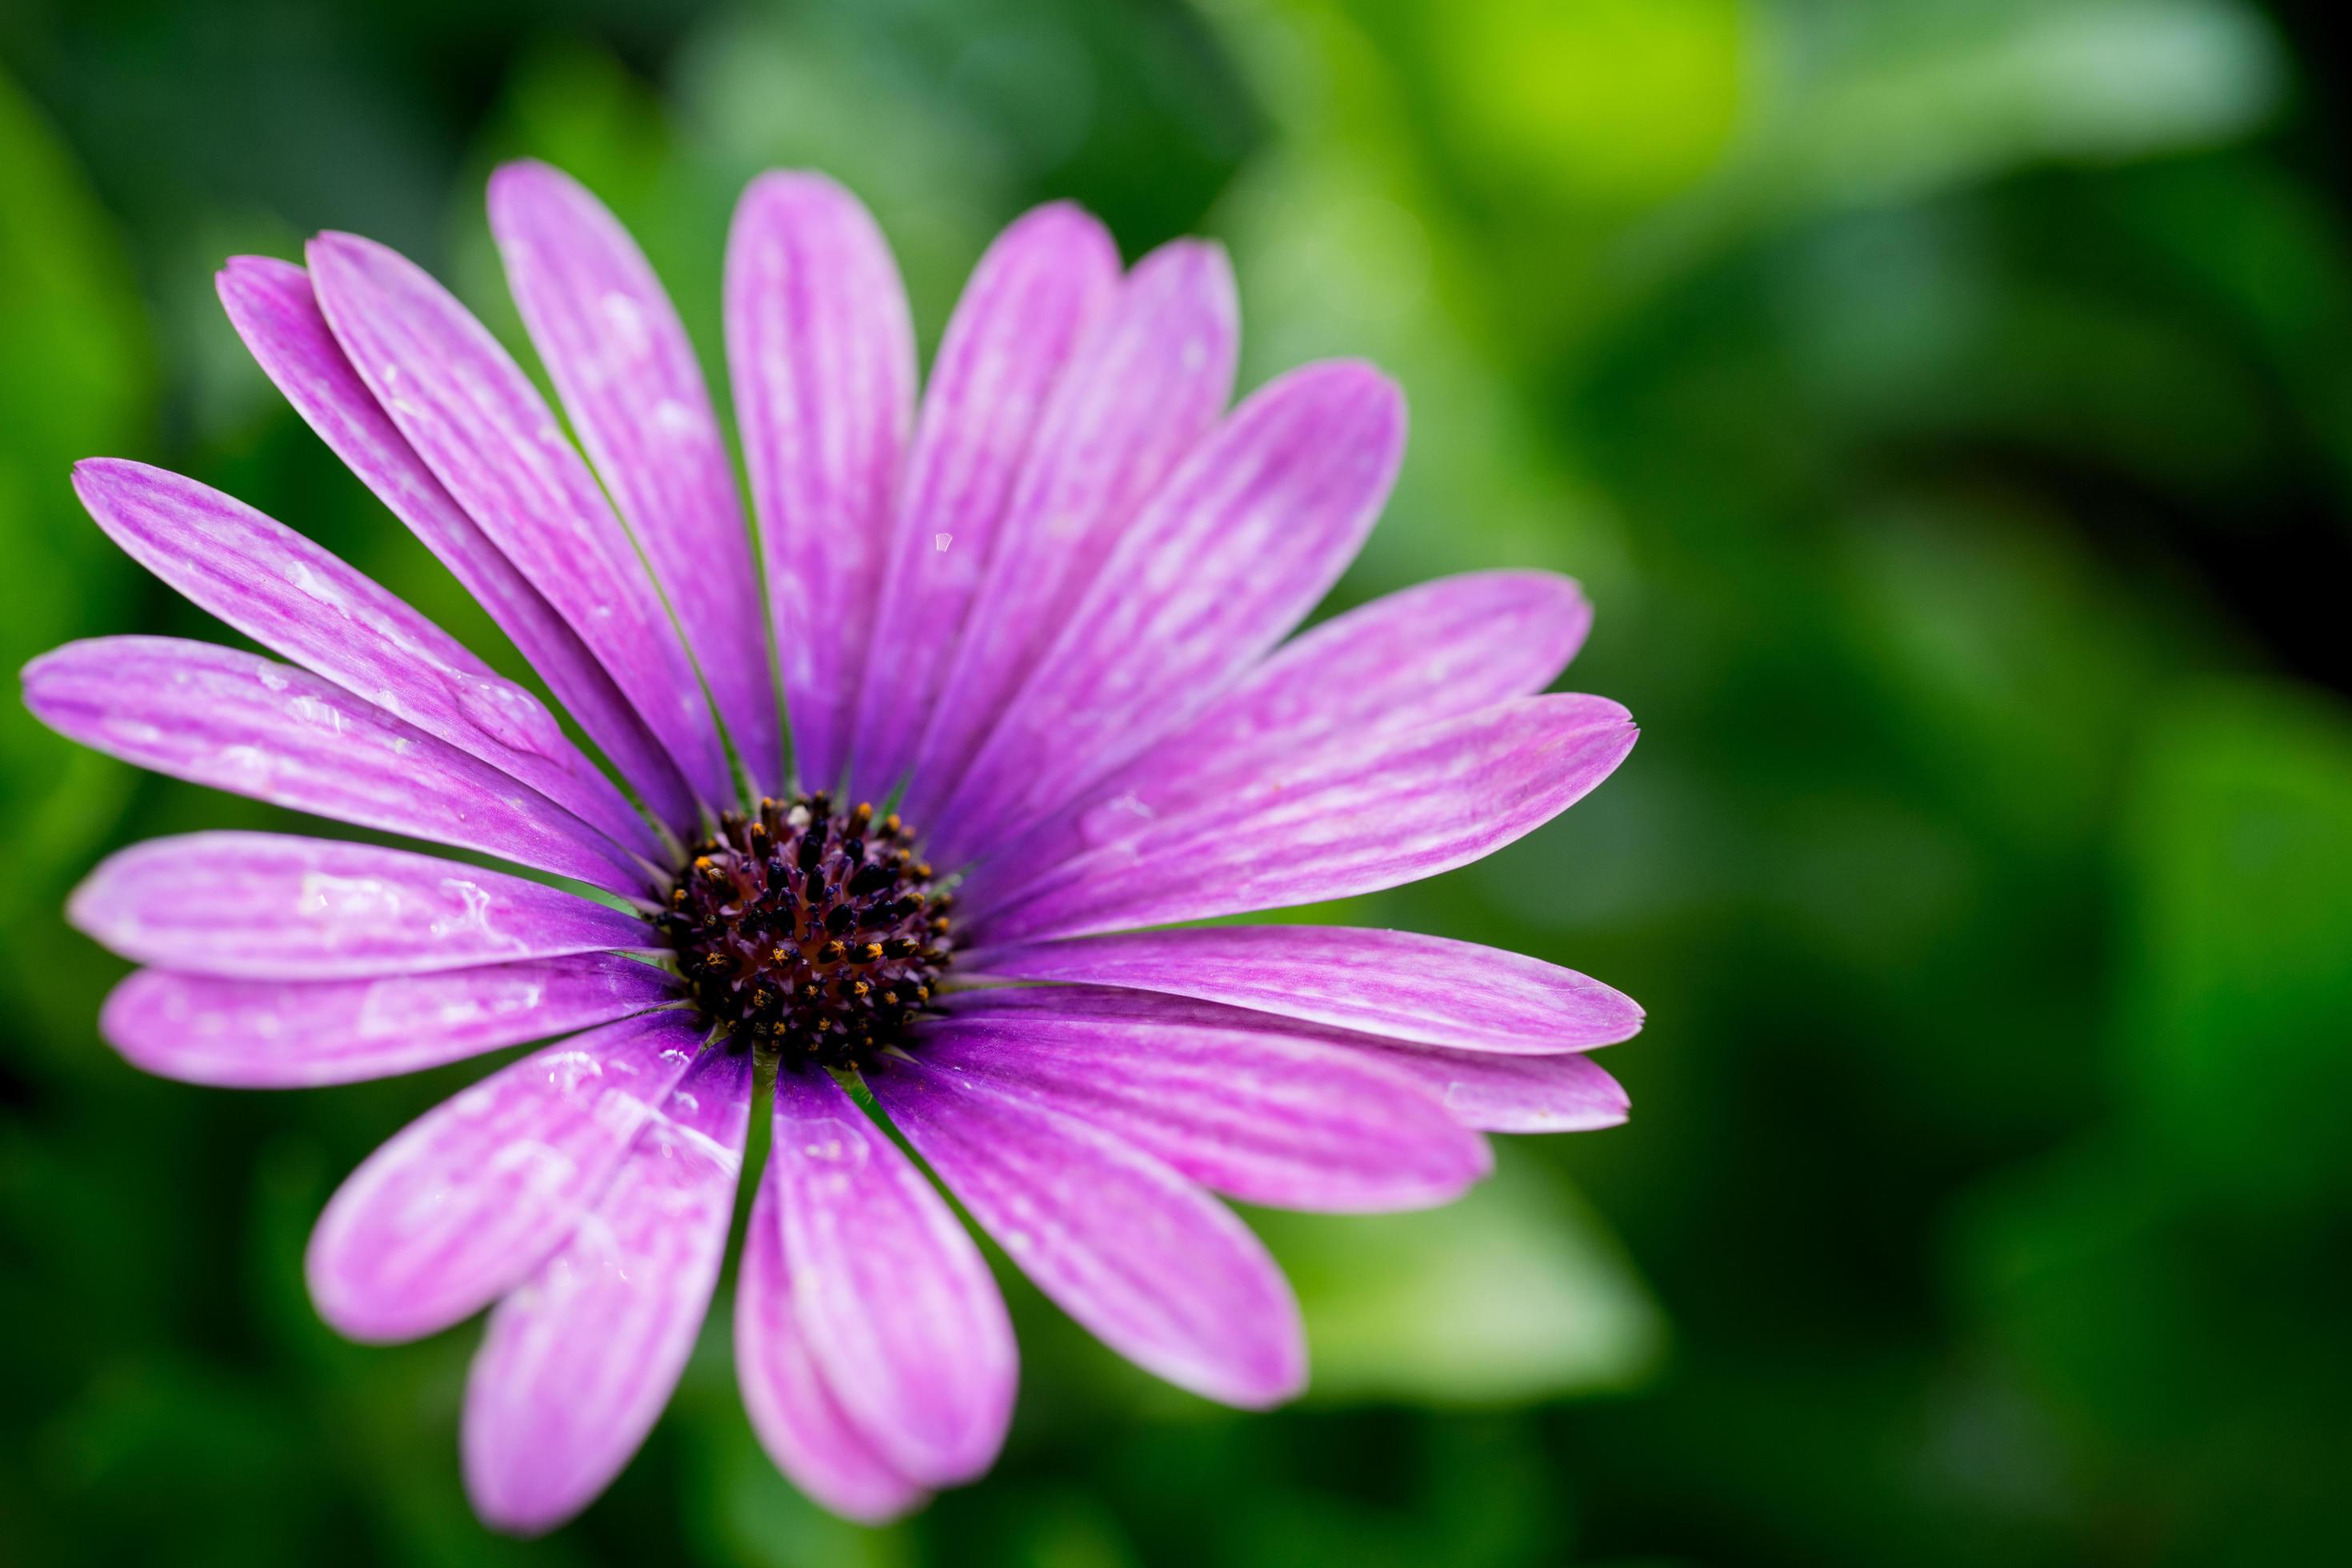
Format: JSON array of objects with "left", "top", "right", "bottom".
[
  {"left": 2118, "top": 681, "right": 2352, "bottom": 1205},
  {"left": 0, "top": 68, "right": 153, "bottom": 902},
  {"left": 1254, "top": 1149, "right": 1666, "bottom": 1407}
]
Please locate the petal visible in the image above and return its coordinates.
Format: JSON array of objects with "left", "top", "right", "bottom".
[
  {"left": 930, "top": 983, "right": 1627, "bottom": 1134},
  {"left": 68, "top": 832, "right": 650, "bottom": 979},
  {"left": 915, "top": 996, "right": 1490, "bottom": 1213},
  {"left": 904, "top": 239, "right": 1238, "bottom": 823},
  {"left": 845, "top": 202, "right": 1119, "bottom": 803},
  {"left": 1360, "top": 1043, "right": 1630, "bottom": 1134},
  {"left": 305, "top": 1010, "right": 702, "bottom": 1342},
  {"left": 736, "top": 1166, "right": 928, "bottom": 1523},
  {"left": 25, "top": 637, "right": 646, "bottom": 892},
  {"left": 766, "top": 1069, "right": 1014, "bottom": 1486},
  {"left": 100, "top": 954, "right": 680, "bottom": 1087},
  {"left": 72, "top": 458, "right": 657, "bottom": 859},
  {"left": 725, "top": 172, "right": 916, "bottom": 794},
  {"left": 959, "top": 926, "right": 1642, "bottom": 1054},
  {"left": 307, "top": 230, "right": 732, "bottom": 811},
  {"left": 926, "top": 360, "right": 1404, "bottom": 867},
  {"left": 969, "top": 694, "right": 1638, "bottom": 945},
  {"left": 960, "top": 570, "right": 1590, "bottom": 906},
  {"left": 217, "top": 256, "right": 698, "bottom": 831},
  {"left": 489, "top": 162, "right": 781, "bottom": 795},
  {"left": 870, "top": 1052, "right": 1305, "bottom": 1407},
  {"left": 463, "top": 1048, "right": 753, "bottom": 1535}
]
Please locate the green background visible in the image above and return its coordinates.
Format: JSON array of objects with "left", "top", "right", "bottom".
[{"left": 4, "top": 1, "right": 2349, "bottom": 1562}]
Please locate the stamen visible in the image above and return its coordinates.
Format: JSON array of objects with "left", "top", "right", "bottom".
[{"left": 657, "top": 792, "right": 950, "bottom": 1066}]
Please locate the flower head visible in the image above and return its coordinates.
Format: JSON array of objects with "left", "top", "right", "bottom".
[{"left": 26, "top": 160, "right": 1642, "bottom": 1533}]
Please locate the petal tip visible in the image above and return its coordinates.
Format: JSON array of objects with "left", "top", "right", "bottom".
[
  {"left": 460, "top": 1419, "right": 586, "bottom": 1540},
  {"left": 1229, "top": 1346, "right": 1310, "bottom": 1411},
  {"left": 60, "top": 866, "right": 109, "bottom": 944},
  {"left": 488, "top": 154, "right": 562, "bottom": 190},
  {"left": 66, "top": 456, "right": 113, "bottom": 502},
  {"left": 68, "top": 455, "right": 158, "bottom": 515},
  {"left": 216, "top": 253, "right": 300, "bottom": 291},
  {"left": 303, "top": 229, "right": 391, "bottom": 284},
  {"left": 18, "top": 641, "right": 73, "bottom": 708},
  {"left": 486, "top": 158, "right": 594, "bottom": 232},
  {"left": 303, "top": 1234, "right": 436, "bottom": 1346},
  {"left": 1278, "top": 358, "right": 1408, "bottom": 459},
  {"left": 1142, "top": 234, "right": 1234, "bottom": 284},
  {"left": 739, "top": 166, "right": 860, "bottom": 218}
]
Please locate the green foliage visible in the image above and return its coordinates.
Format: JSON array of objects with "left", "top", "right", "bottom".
[
  {"left": 0, "top": 69, "right": 150, "bottom": 935},
  {"left": 3, "top": 0, "right": 2350, "bottom": 1561}
]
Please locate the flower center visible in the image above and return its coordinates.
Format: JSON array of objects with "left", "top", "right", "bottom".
[{"left": 656, "top": 794, "right": 951, "bottom": 1066}]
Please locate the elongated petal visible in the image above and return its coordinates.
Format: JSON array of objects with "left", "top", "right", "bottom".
[
  {"left": 490, "top": 162, "right": 780, "bottom": 794},
  {"left": 960, "top": 926, "right": 1642, "bottom": 1054},
  {"left": 100, "top": 955, "right": 680, "bottom": 1087},
  {"left": 306, "top": 1010, "right": 702, "bottom": 1342},
  {"left": 970, "top": 694, "right": 1638, "bottom": 944},
  {"left": 915, "top": 998, "right": 1489, "bottom": 1213},
  {"left": 1361, "top": 1044, "right": 1630, "bottom": 1134},
  {"left": 846, "top": 204, "right": 1118, "bottom": 802},
  {"left": 870, "top": 1053, "right": 1304, "bottom": 1407},
  {"left": 464, "top": 1048, "right": 752, "bottom": 1535},
  {"left": 930, "top": 984, "right": 1629, "bottom": 1135},
  {"left": 928, "top": 361, "right": 1404, "bottom": 866},
  {"left": 963, "top": 570, "right": 1590, "bottom": 906},
  {"left": 307, "top": 230, "right": 732, "bottom": 810},
  {"left": 25, "top": 637, "right": 645, "bottom": 891},
  {"left": 736, "top": 1170, "right": 927, "bottom": 1523},
  {"left": 68, "top": 833, "right": 650, "bottom": 979},
  {"left": 73, "top": 458, "right": 656, "bottom": 858},
  {"left": 217, "top": 257, "right": 698, "bottom": 830},
  {"left": 766, "top": 1070, "right": 1014, "bottom": 1486},
  {"left": 905, "top": 240, "right": 1238, "bottom": 822},
  {"left": 726, "top": 172, "right": 916, "bottom": 793}
]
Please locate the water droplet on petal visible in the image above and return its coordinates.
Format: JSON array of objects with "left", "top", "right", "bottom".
[
  {"left": 1078, "top": 793, "right": 1155, "bottom": 848},
  {"left": 451, "top": 673, "right": 566, "bottom": 760}
]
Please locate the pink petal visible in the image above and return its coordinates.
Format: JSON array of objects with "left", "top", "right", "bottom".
[
  {"left": 305, "top": 1010, "right": 703, "bottom": 1342},
  {"left": 25, "top": 637, "right": 646, "bottom": 892},
  {"left": 766, "top": 1069, "right": 1014, "bottom": 1486},
  {"left": 969, "top": 694, "right": 1638, "bottom": 945},
  {"left": 306, "top": 230, "right": 732, "bottom": 812},
  {"left": 844, "top": 202, "right": 1119, "bottom": 803},
  {"left": 904, "top": 239, "right": 1238, "bottom": 823},
  {"left": 725, "top": 172, "right": 916, "bottom": 794},
  {"left": 71, "top": 458, "right": 656, "bottom": 859},
  {"left": 68, "top": 832, "right": 650, "bottom": 979},
  {"left": 217, "top": 257, "right": 698, "bottom": 830},
  {"left": 1362, "top": 1044, "right": 1630, "bottom": 1134},
  {"left": 915, "top": 995, "right": 1490, "bottom": 1213},
  {"left": 926, "top": 360, "right": 1404, "bottom": 867},
  {"left": 100, "top": 955, "right": 680, "bottom": 1087},
  {"left": 463, "top": 1048, "right": 753, "bottom": 1535},
  {"left": 870, "top": 1053, "right": 1305, "bottom": 1407},
  {"left": 735, "top": 1166, "right": 928, "bottom": 1523},
  {"left": 489, "top": 162, "right": 781, "bottom": 795},
  {"left": 962, "top": 570, "right": 1589, "bottom": 907},
  {"left": 960, "top": 926, "right": 1642, "bottom": 1054}
]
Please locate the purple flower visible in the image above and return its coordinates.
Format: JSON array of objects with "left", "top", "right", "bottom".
[{"left": 24, "top": 162, "right": 1642, "bottom": 1532}]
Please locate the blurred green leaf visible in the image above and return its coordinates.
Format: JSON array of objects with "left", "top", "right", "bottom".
[
  {"left": 6, "top": 0, "right": 2352, "bottom": 1561},
  {"left": 1768, "top": 2, "right": 2282, "bottom": 196},
  {"left": 1210, "top": 0, "right": 1629, "bottom": 598},
  {"left": 0, "top": 67, "right": 151, "bottom": 911},
  {"left": 1664, "top": 1, "right": 2283, "bottom": 246},
  {"left": 692, "top": 1405, "right": 914, "bottom": 1568},
  {"left": 1258, "top": 1149, "right": 1665, "bottom": 1406},
  {"left": 2119, "top": 681, "right": 2352, "bottom": 1205},
  {"left": 1433, "top": 0, "right": 1747, "bottom": 210}
]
